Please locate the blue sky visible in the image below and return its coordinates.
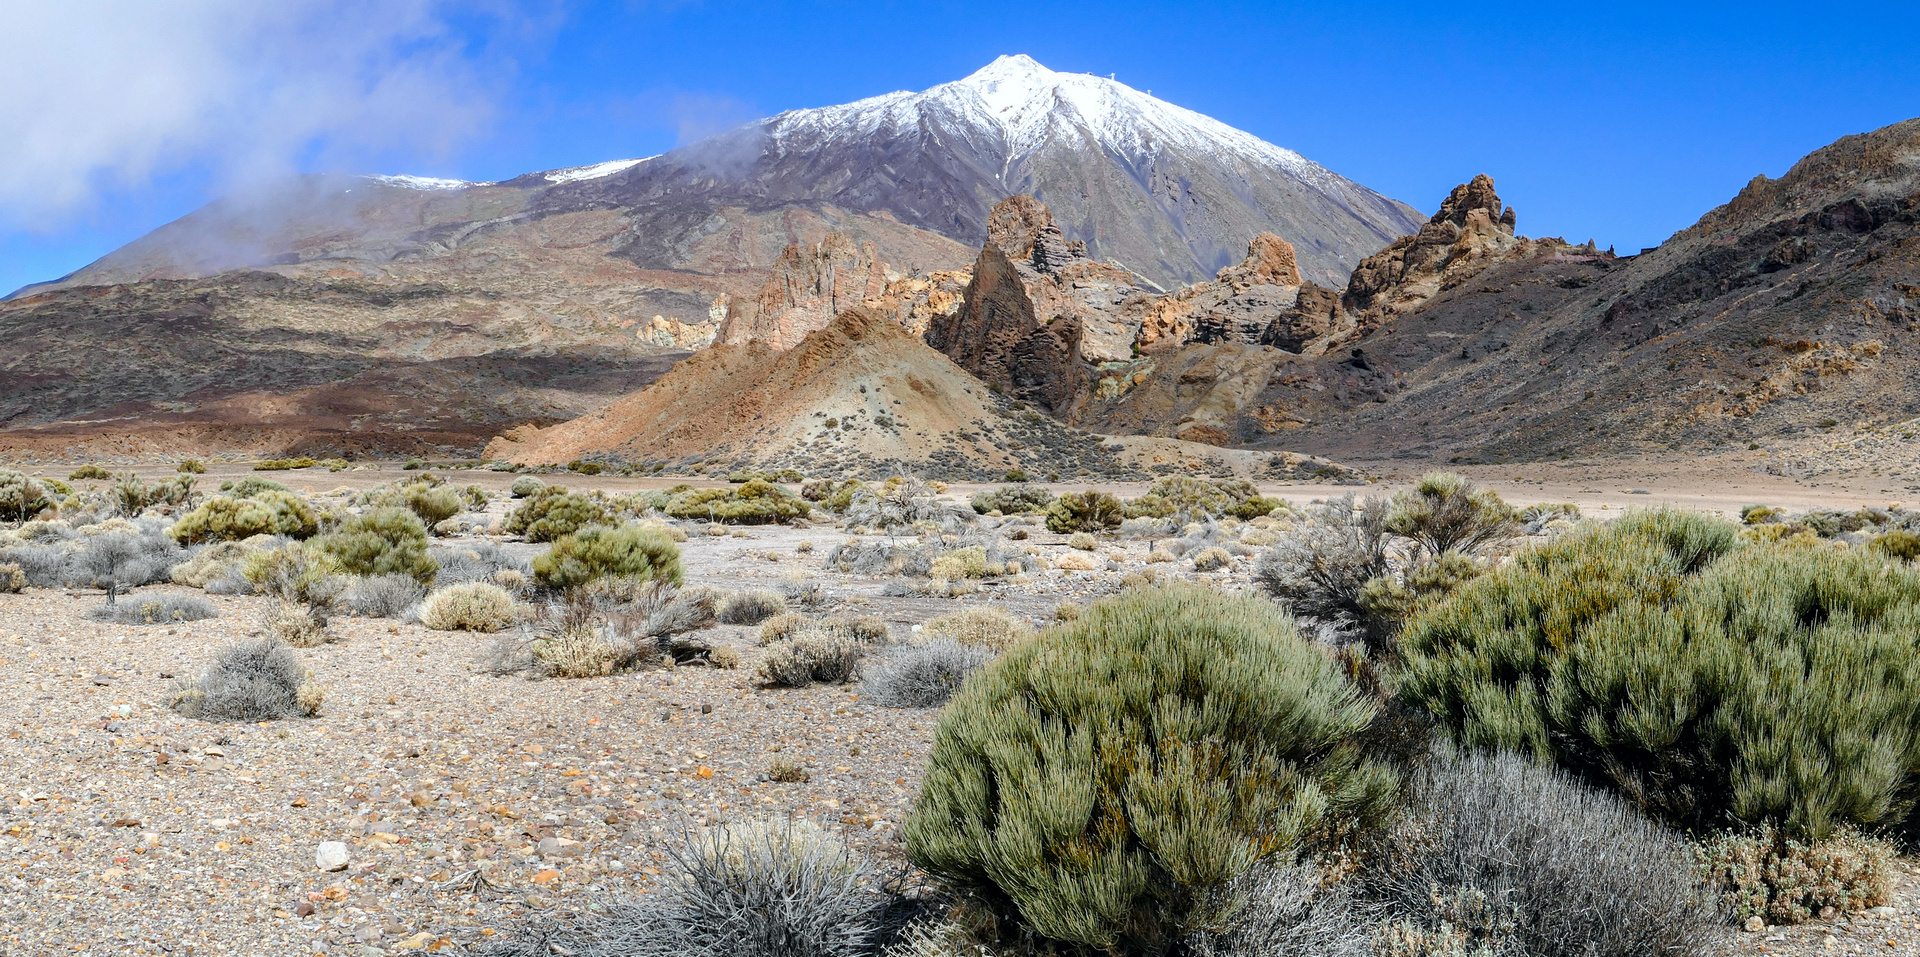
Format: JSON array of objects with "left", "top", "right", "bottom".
[{"left": 6, "top": 0, "right": 1919, "bottom": 296}]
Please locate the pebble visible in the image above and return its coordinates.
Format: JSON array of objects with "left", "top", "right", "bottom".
[{"left": 316, "top": 841, "right": 351, "bottom": 871}]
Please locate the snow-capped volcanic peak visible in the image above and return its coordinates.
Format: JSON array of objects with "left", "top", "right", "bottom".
[{"left": 772, "top": 54, "right": 1319, "bottom": 178}]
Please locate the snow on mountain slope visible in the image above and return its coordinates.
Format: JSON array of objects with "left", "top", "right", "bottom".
[
  {"left": 781, "top": 55, "right": 1324, "bottom": 185},
  {"left": 569, "top": 54, "right": 1421, "bottom": 286},
  {"left": 542, "top": 158, "right": 654, "bottom": 184},
  {"left": 44, "top": 55, "right": 1420, "bottom": 293}
]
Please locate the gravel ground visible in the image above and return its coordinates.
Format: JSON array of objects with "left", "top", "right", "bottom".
[
  {"left": 0, "top": 508, "right": 1232, "bottom": 956},
  {"left": 4, "top": 481, "right": 1917, "bottom": 956},
  {"left": 1706, "top": 861, "right": 1920, "bottom": 956}
]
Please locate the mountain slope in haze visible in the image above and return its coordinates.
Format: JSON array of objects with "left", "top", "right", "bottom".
[{"left": 43, "top": 54, "right": 1416, "bottom": 296}]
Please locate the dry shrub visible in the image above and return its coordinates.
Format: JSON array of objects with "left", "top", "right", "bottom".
[
  {"left": 768, "top": 756, "right": 810, "bottom": 783},
  {"left": 1145, "top": 548, "right": 1175, "bottom": 563},
  {"left": 419, "top": 582, "right": 516, "bottom": 632},
  {"left": 476, "top": 818, "right": 884, "bottom": 957},
  {"left": 918, "top": 607, "right": 1031, "bottom": 652},
  {"left": 170, "top": 541, "right": 254, "bottom": 588},
  {"left": 535, "top": 624, "right": 622, "bottom": 678},
  {"left": 1191, "top": 546, "right": 1233, "bottom": 570},
  {"left": 929, "top": 547, "right": 1001, "bottom": 581},
  {"left": 169, "top": 639, "right": 325, "bottom": 722},
  {"left": 87, "top": 594, "right": 216, "bottom": 625},
  {"left": 1698, "top": 827, "right": 1893, "bottom": 925},
  {"left": 709, "top": 646, "right": 741, "bottom": 670},
  {"left": 264, "top": 601, "right": 329, "bottom": 647},
  {"left": 0, "top": 562, "right": 25, "bottom": 593},
  {"left": 1067, "top": 531, "right": 1097, "bottom": 551},
  {"left": 338, "top": 574, "right": 425, "bottom": 618},
  {"left": 1053, "top": 551, "right": 1099, "bottom": 571},
  {"left": 757, "top": 612, "right": 808, "bottom": 645},
  {"left": 1238, "top": 527, "right": 1281, "bottom": 548},
  {"left": 862, "top": 639, "right": 994, "bottom": 708},
  {"left": 718, "top": 589, "right": 787, "bottom": 625},
  {"left": 755, "top": 632, "right": 864, "bottom": 687},
  {"left": 1361, "top": 748, "right": 1722, "bottom": 957}
]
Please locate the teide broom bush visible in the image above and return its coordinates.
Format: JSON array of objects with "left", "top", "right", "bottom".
[
  {"left": 903, "top": 583, "right": 1395, "bottom": 956},
  {"left": 1401, "top": 507, "right": 1920, "bottom": 840}
]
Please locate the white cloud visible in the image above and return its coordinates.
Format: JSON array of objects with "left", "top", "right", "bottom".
[{"left": 0, "top": 0, "right": 509, "bottom": 227}]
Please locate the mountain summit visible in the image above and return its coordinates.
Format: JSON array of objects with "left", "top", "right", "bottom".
[{"left": 563, "top": 54, "right": 1420, "bottom": 287}]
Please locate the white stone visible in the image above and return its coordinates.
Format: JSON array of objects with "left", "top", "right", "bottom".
[{"left": 316, "top": 841, "right": 350, "bottom": 871}]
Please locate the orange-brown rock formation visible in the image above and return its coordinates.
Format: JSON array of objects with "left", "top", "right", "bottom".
[{"left": 715, "top": 233, "right": 890, "bottom": 349}]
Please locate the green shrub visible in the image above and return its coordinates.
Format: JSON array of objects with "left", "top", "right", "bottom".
[
  {"left": 1383, "top": 471, "right": 1519, "bottom": 557},
  {"left": 1870, "top": 529, "right": 1920, "bottom": 563},
  {"left": 113, "top": 472, "right": 196, "bottom": 516},
  {"left": 253, "top": 457, "right": 316, "bottom": 471},
  {"left": 505, "top": 486, "right": 612, "bottom": 542},
  {"left": 532, "top": 525, "right": 683, "bottom": 590},
  {"left": 319, "top": 458, "right": 350, "bottom": 472},
  {"left": 170, "top": 491, "right": 318, "bottom": 543},
  {"left": 904, "top": 584, "right": 1395, "bottom": 954},
  {"left": 1355, "top": 551, "right": 1488, "bottom": 630},
  {"left": 1401, "top": 508, "right": 1920, "bottom": 839},
  {"left": 403, "top": 483, "right": 463, "bottom": 526},
  {"left": 242, "top": 543, "right": 342, "bottom": 604},
  {"left": 970, "top": 484, "right": 1054, "bottom": 515},
  {"left": 176, "top": 459, "right": 207, "bottom": 474},
  {"left": 665, "top": 480, "right": 810, "bottom": 525},
  {"left": 310, "top": 507, "right": 437, "bottom": 583},
  {"left": 567, "top": 459, "right": 603, "bottom": 475},
  {"left": 0, "top": 470, "right": 50, "bottom": 522},
  {"left": 509, "top": 476, "right": 546, "bottom": 498},
  {"left": 217, "top": 476, "right": 288, "bottom": 497},
  {"left": 69, "top": 464, "right": 112, "bottom": 481},
  {"left": 1126, "top": 476, "right": 1271, "bottom": 522},
  {"left": 1044, "top": 490, "right": 1124, "bottom": 533},
  {"left": 801, "top": 478, "right": 865, "bottom": 513}
]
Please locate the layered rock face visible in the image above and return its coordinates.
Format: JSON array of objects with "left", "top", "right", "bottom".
[
  {"left": 926, "top": 198, "right": 1152, "bottom": 417},
  {"left": 715, "top": 233, "right": 890, "bottom": 349}
]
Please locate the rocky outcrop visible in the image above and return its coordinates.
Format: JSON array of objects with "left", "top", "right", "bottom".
[
  {"left": 927, "top": 198, "right": 1151, "bottom": 418},
  {"left": 485, "top": 305, "right": 1132, "bottom": 480},
  {"left": 1261, "top": 282, "right": 1340, "bottom": 352},
  {"left": 1340, "top": 174, "right": 1585, "bottom": 326},
  {"left": 715, "top": 233, "right": 890, "bottom": 349},
  {"left": 859, "top": 270, "right": 971, "bottom": 337},
  {"left": 1128, "top": 232, "right": 1310, "bottom": 354},
  {"left": 1214, "top": 232, "right": 1302, "bottom": 289}
]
